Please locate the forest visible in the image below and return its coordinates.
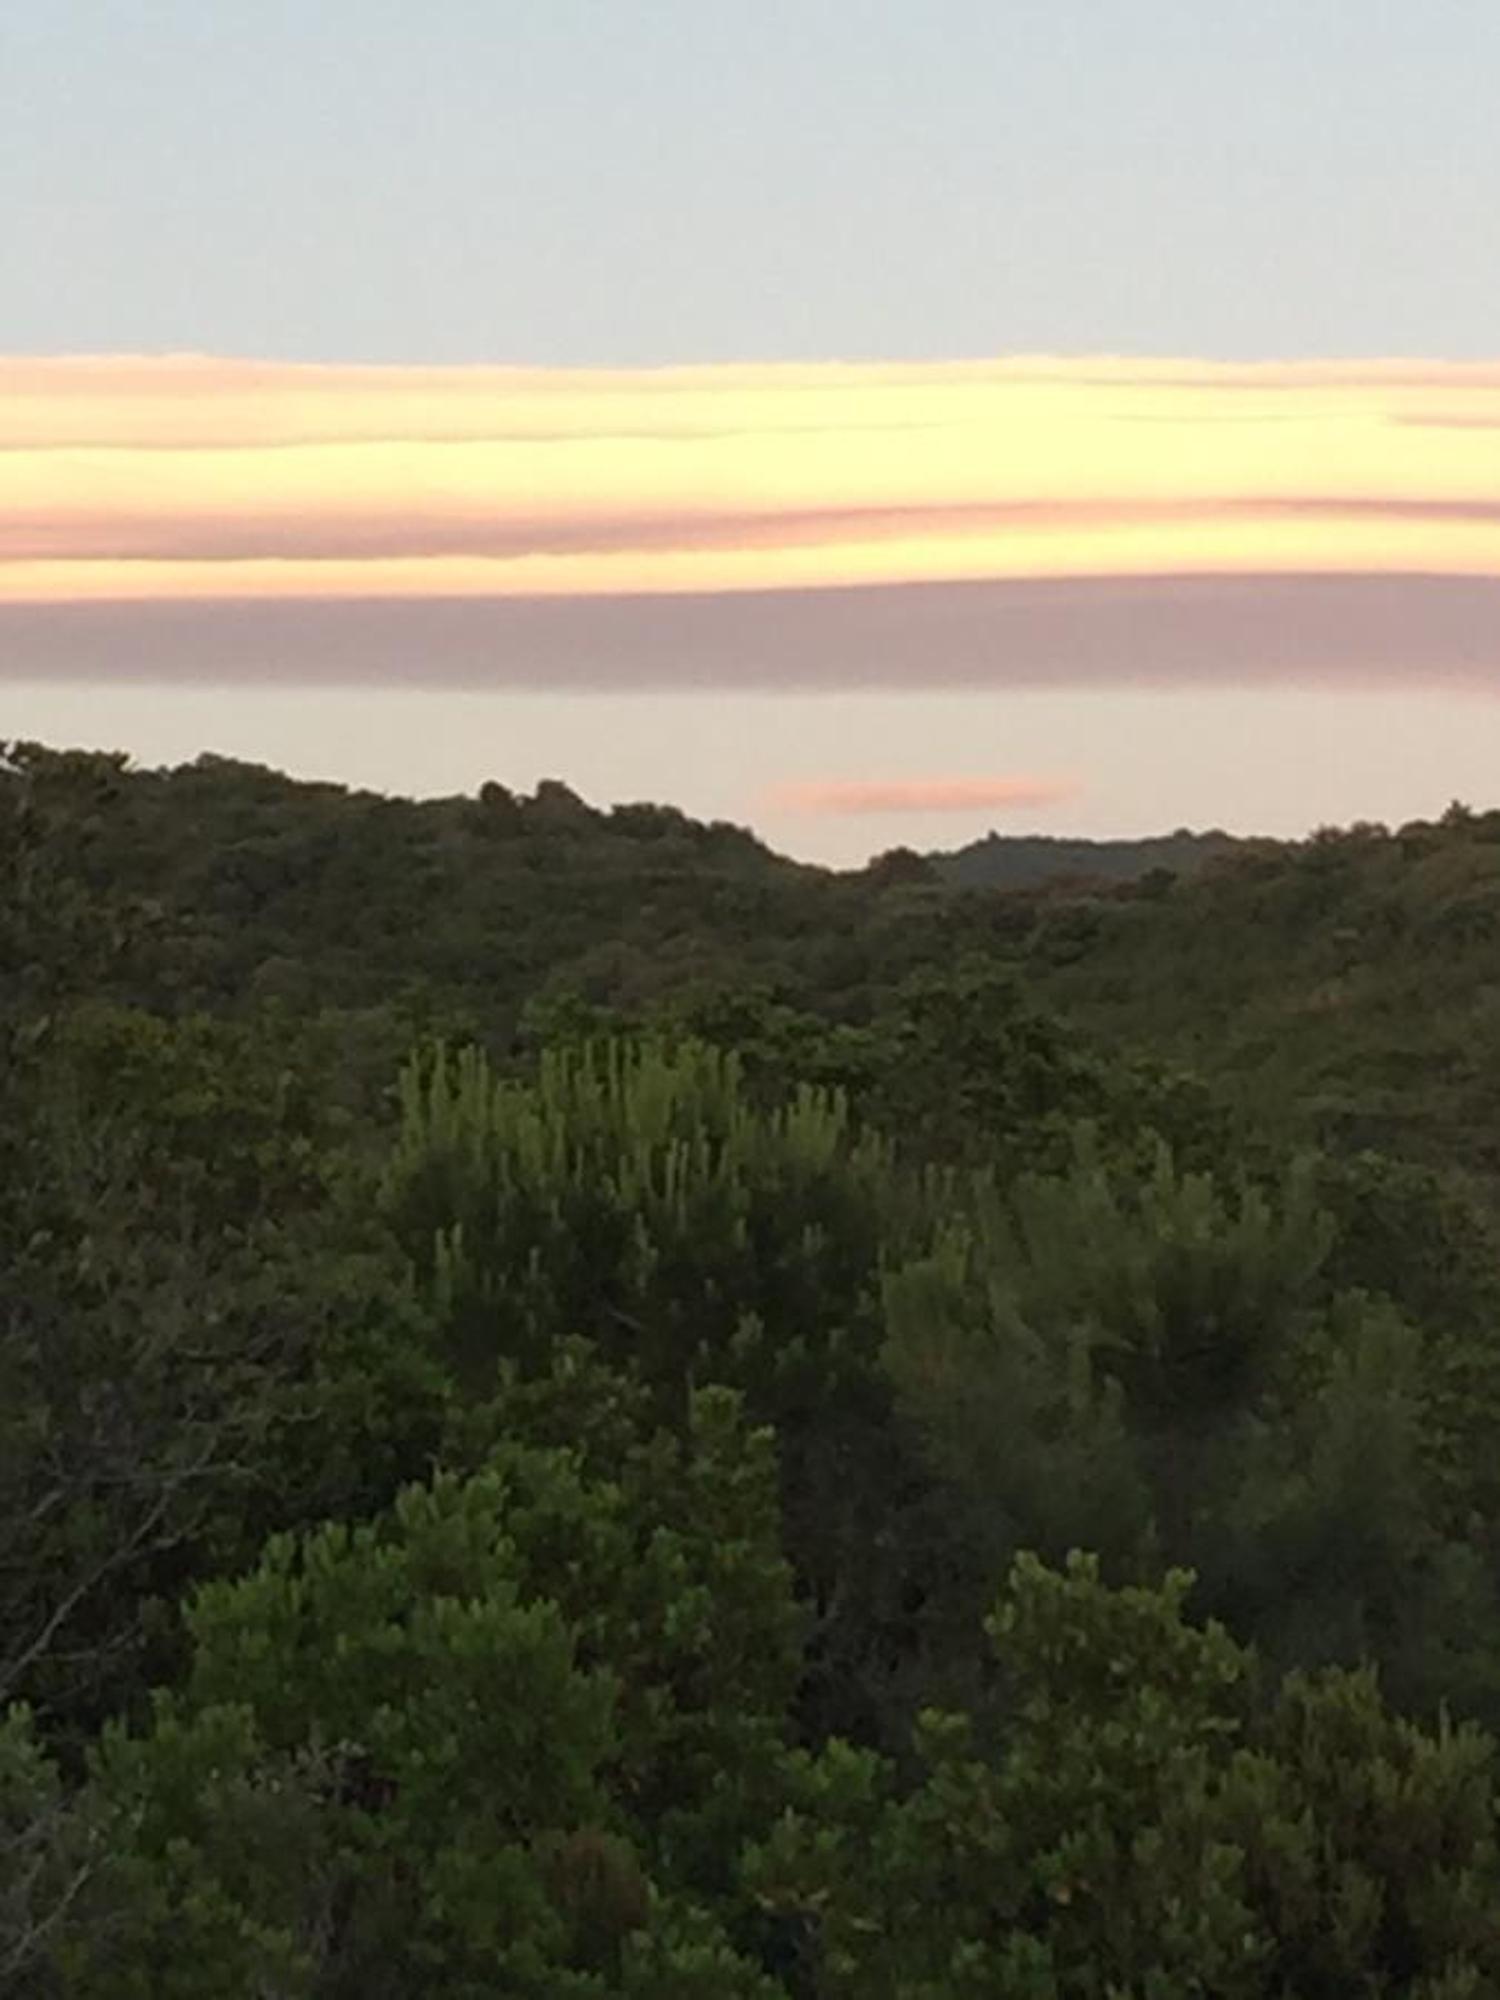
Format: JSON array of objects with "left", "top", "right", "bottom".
[{"left": 10, "top": 738, "right": 1500, "bottom": 1996}]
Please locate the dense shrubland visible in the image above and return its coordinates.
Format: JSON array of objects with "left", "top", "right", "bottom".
[{"left": 9, "top": 741, "right": 1500, "bottom": 1992}]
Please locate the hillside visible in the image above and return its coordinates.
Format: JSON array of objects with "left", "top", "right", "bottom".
[
  {"left": 4, "top": 745, "right": 962, "bottom": 1052},
  {"left": 930, "top": 824, "right": 1246, "bottom": 890},
  {"left": 11, "top": 742, "right": 1500, "bottom": 1178},
  {"left": 13, "top": 741, "right": 1500, "bottom": 1993},
  {"left": 1010, "top": 806, "right": 1500, "bottom": 1180}
]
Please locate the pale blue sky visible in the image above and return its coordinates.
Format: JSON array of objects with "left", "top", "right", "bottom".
[{"left": 7, "top": 1, "right": 1499, "bottom": 364}]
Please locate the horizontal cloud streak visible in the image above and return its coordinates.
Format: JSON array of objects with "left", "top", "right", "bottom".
[
  {"left": 4, "top": 354, "right": 1500, "bottom": 612},
  {"left": 6, "top": 354, "right": 1500, "bottom": 451},
  {"left": 5, "top": 574, "right": 1497, "bottom": 695},
  {"left": 9, "top": 496, "right": 1500, "bottom": 567},
  {"left": 768, "top": 774, "right": 1077, "bottom": 815}
]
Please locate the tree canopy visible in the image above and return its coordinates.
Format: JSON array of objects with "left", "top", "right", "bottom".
[{"left": 9, "top": 740, "right": 1500, "bottom": 1993}]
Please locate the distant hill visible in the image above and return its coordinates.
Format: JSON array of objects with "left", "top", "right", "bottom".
[
  {"left": 930, "top": 826, "right": 1246, "bottom": 890},
  {"left": 15, "top": 738, "right": 1500, "bottom": 1182},
  {"left": 1, "top": 743, "right": 958, "bottom": 1032},
  {"left": 1015, "top": 806, "right": 1500, "bottom": 1179}
]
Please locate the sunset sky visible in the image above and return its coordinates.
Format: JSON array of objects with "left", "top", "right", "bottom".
[{"left": 6, "top": 3, "right": 1500, "bottom": 863}]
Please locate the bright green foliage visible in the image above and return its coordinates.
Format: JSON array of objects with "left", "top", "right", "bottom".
[
  {"left": 380, "top": 1036, "right": 932, "bottom": 1741},
  {"left": 381, "top": 1036, "right": 897, "bottom": 1406},
  {"left": 1229, "top": 1664, "right": 1500, "bottom": 1995},
  {"left": 448, "top": 1370, "right": 807, "bottom": 1899},
  {"left": 82, "top": 1475, "right": 615, "bottom": 1996},
  {"left": 748, "top": 1556, "right": 1263, "bottom": 1999},
  {"left": 62, "top": 1432, "right": 791, "bottom": 1997},
  {"left": 746, "top": 1554, "right": 1500, "bottom": 1998}
]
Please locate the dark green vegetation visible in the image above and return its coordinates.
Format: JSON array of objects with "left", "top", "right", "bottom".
[
  {"left": 8, "top": 740, "right": 1500, "bottom": 1994},
  {"left": 932, "top": 825, "right": 1242, "bottom": 892}
]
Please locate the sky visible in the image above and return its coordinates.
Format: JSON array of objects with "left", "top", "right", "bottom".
[{"left": 5, "top": 2, "right": 1500, "bottom": 863}]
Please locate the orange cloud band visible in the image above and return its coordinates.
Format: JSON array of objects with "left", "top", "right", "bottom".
[{"left": 4, "top": 354, "right": 1499, "bottom": 607}]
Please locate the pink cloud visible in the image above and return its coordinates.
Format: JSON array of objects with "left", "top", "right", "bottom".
[
  {"left": 766, "top": 774, "right": 1078, "bottom": 816},
  {"left": 11, "top": 495, "right": 1500, "bottom": 568}
]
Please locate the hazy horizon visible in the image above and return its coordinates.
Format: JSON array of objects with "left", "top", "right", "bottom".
[{"left": 13, "top": 675, "right": 1500, "bottom": 869}]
